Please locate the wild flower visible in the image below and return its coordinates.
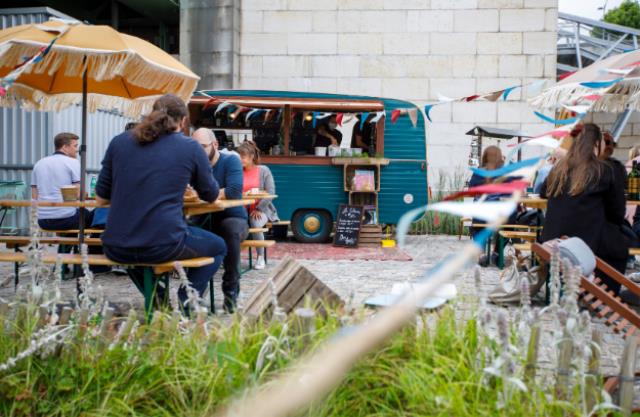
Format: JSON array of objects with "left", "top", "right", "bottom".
[
  {"left": 175, "top": 262, "right": 206, "bottom": 315},
  {"left": 0, "top": 325, "right": 72, "bottom": 372}
]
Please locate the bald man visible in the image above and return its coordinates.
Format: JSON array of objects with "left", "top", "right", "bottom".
[{"left": 192, "top": 128, "right": 248, "bottom": 313}]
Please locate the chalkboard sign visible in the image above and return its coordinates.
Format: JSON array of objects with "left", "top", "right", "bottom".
[{"left": 333, "top": 204, "right": 364, "bottom": 248}]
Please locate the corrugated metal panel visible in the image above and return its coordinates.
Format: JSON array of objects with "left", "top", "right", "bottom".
[
  {"left": 0, "top": 9, "right": 132, "bottom": 231},
  {"left": 51, "top": 107, "right": 133, "bottom": 172}
]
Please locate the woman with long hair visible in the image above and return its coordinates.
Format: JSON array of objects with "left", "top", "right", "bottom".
[
  {"left": 96, "top": 94, "right": 227, "bottom": 312},
  {"left": 541, "top": 123, "right": 628, "bottom": 293},
  {"left": 236, "top": 141, "right": 279, "bottom": 270}
]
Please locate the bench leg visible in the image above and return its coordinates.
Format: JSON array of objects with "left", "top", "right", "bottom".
[
  {"left": 248, "top": 247, "right": 253, "bottom": 269},
  {"left": 209, "top": 278, "right": 215, "bottom": 314},
  {"left": 143, "top": 267, "right": 154, "bottom": 323},
  {"left": 497, "top": 236, "right": 505, "bottom": 270}
]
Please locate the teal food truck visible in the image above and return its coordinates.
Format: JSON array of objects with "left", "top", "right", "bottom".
[{"left": 189, "top": 90, "right": 428, "bottom": 243}]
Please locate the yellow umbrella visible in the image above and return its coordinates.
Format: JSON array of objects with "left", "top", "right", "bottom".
[
  {"left": 0, "top": 18, "right": 200, "bottom": 238},
  {"left": 0, "top": 19, "right": 199, "bottom": 116}
]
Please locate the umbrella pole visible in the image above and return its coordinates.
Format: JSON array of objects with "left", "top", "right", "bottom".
[{"left": 77, "top": 69, "right": 87, "bottom": 294}]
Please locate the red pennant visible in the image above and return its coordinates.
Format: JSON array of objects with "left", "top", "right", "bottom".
[
  {"left": 444, "top": 180, "right": 529, "bottom": 201},
  {"left": 581, "top": 94, "right": 602, "bottom": 101},
  {"left": 336, "top": 113, "right": 344, "bottom": 126},
  {"left": 465, "top": 95, "right": 480, "bottom": 102},
  {"left": 621, "top": 61, "right": 640, "bottom": 69},
  {"left": 391, "top": 109, "right": 401, "bottom": 124},
  {"left": 203, "top": 99, "right": 219, "bottom": 110},
  {"left": 559, "top": 71, "right": 576, "bottom": 80}
]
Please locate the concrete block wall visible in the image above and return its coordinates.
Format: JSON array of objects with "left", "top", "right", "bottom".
[
  {"left": 584, "top": 112, "right": 640, "bottom": 164},
  {"left": 238, "top": 0, "right": 558, "bottom": 189}
]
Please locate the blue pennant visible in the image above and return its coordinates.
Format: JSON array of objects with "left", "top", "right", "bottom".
[
  {"left": 360, "top": 112, "right": 369, "bottom": 130},
  {"left": 502, "top": 86, "right": 518, "bottom": 101},
  {"left": 312, "top": 112, "right": 318, "bottom": 128},
  {"left": 471, "top": 157, "right": 542, "bottom": 178},
  {"left": 424, "top": 105, "right": 434, "bottom": 123},
  {"left": 579, "top": 78, "right": 623, "bottom": 89},
  {"left": 533, "top": 111, "right": 582, "bottom": 125},
  {"left": 473, "top": 228, "right": 494, "bottom": 249}
]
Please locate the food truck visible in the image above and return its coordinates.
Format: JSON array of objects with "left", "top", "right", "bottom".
[{"left": 189, "top": 90, "right": 428, "bottom": 243}]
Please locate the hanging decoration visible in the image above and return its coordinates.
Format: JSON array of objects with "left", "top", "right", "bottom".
[
  {"left": 471, "top": 157, "right": 543, "bottom": 179},
  {"left": 406, "top": 108, "right": 418, "bottom": 127},
  {"left": 370, "top": 111, "right": 385, "bottom": 123},
  {"left": 444, "top": 180, "right": 530, "bottom": 201},
  {"left": 579, "top": 78, "right": 623, "bottom": 89},
  {"left": 336, "top": 113, "right": 344, "bottom": 126},
  {"left": 360, "top": 112, "right": 369, "bottom": 129},
  {"left": 214, "top": 102, "right": 232, "bottom": 116},
  {"left": 533, "top": 111, "right": 582, "bottom": 125}
]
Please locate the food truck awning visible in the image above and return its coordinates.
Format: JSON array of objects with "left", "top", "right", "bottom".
[
  {"left": 190, "top": 95, "right": 385, "bottom": 111},
  {"left": 465, "top": 126, "right": 532, "bottom": 139}
]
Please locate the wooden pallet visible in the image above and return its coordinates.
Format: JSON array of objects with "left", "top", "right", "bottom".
[{"left": 359, "top": 224, "right": 382, "bottom": 247}]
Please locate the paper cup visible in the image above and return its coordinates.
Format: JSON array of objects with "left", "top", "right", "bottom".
[
  {"left": 352, "top": 148, "right": 362, "bottom": 156},
  {"left": 314, "top": 146, "right": 327, "bottom": 156},
  {"left": 60, "top": 186, "right": 78, "bottom": 202},
  {"left": 328, "top": 146, "right": 340, "bottom": 157}
]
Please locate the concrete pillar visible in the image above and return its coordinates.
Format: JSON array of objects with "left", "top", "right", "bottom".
[{"left": 180, "top": 0, "right": 240, "bottom": 90}]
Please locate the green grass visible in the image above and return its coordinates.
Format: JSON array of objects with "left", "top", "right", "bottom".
[{"left": 0, "top": 303, "right": 618, "bottom": 417}]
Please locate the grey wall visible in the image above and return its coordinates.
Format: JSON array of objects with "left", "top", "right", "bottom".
[{"left": 180, "top": 0, "right": 240, "bottom": 90}]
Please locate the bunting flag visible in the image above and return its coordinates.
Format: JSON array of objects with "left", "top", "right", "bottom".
[
  {"left": 562, "top": 104, "right": 591, "bottom": 114},
  {"left": 444, "top": 180, "right": 530, "bottom": 201},
  {"left": 214, "top": 101, "right": 232, "bottom": 116},
  {"left": 312, "top": 111, "right": 318, "bottom": 128},
  {"left": 264, "top": 109, "right": 272, "bottom": 121},
  {"left": 465, "top": 95, "right": 480, "bottom": 102},
  {"left": 203, "top": 98, "right": 220, "bottom": 110},
  {"left": 471, "top": 157, "right": 543, "bottom": 179},
  {"left": 533, "top": 111, "right": 582, "bottom": 125},
  {"left": 407, "top": 108, "right": 418, "bottom": 127},
  {"left": 317, "top": 112, "right": 332, "bottom": 120},
  {"left": 436, "top": 93, "right": 455, "bottom": 103},
  {"left": 501, "top": 86, "right": 518, "bottom": 101},
  {"left": 391, "top": 109, "right": 401, "bottom": 124},
  {"left": 581, "top": 94, "right": 602, "bottom": 101},
  {"left": 360, "top": 112, "right": 369, "bottom": 129},
  {"left": 621, "top": 61, "right": 640, "bottom": 69},
  {"left": 527, "top": 79, "right": 547, "bottom": 95},
  {"left": 0, "top": 24, "right": 70, "bottom": 96},
  {"left": 230, "top": 106, "right": 244, "bottom": 120},
  {"left": 485, "top": 90, "right": 504, "bottom": 102},
  {"left": 370, "top": 111, "right": 385, "bottom": 123},
  {"left": 245, "top": 108, "right": 263, "bottom": 122},
  {"left": 600, "top": 68, "right": 633, "bottom": 76},
  {"left": 336, "top": 113, "right": 344, "bottom": 126},
  {"left": 579, "top": 78, "right": 623, "bottom": 89},
  {"left": 428, "top": 201, "right": 517, "bottom": 222},
  {"left": 424, "top": 104, "right": 435, "bottom": 122}
]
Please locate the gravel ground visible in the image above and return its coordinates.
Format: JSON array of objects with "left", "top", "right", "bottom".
[{"left": 0, "top": 235, "right": 633, "bottom": 384}]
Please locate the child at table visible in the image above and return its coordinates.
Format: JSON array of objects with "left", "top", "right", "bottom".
[{"left": 236, "top": 141, "right": 279, "bottom": 270}]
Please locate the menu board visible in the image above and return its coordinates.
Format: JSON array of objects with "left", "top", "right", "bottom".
[{"left": 333, "top": 204, "right": 364, "bottom": 248}]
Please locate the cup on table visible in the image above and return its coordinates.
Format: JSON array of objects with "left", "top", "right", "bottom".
[
  {"left": 528, "top": 193, "right": 540, "bottom": 199},
  {"left": 60, "top": 185, "right": 78, "bottom": 202},
  {"left": 314, "top": 146, "right": 327, "bottom": 156}
]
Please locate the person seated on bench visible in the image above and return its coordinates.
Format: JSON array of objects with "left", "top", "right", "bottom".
[
  {"left": 237, "top": 141, "right": 280, "bottom": 270},
  {"left": 541, "top": 123, "right": 629, "bottom": 295},
  {"left": 31, "top": 132, "right": 95, "bottom": 230},
  {"left": 193, "top": 128, "right": 248, "bottom": 312},
  {"left": 95, "top": 94, "right": 227, "bottom": 313}
]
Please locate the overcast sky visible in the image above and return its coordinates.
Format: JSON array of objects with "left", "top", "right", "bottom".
[{"left": 559, "top": 0, "right": 627, "bottom": 20}]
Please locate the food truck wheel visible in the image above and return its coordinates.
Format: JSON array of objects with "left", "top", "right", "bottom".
[{"left": 292, "top": 210, "right": 332, "bottom": 243}]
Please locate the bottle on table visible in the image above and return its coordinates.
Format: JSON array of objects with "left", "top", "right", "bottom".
[
  {"left": 629, "top": 161, "right": 640, "bottom": 201},
  {"left": 89, "top": 175, "right": 97, "bottom": 198}
]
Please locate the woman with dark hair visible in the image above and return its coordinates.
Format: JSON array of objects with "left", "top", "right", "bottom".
[
  {"left": 236, "top": 141, "right": 279, "bottom": 270},
  {"left": 95, "top": 94, "right": 227, "bottom": 312},
  {"left": 541, "top": 123, "right": 629, "bottom": 294}
]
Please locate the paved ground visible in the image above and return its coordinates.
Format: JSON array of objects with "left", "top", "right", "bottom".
[{"left": 0, "top": 234, "right": 631, "bottom": 379}]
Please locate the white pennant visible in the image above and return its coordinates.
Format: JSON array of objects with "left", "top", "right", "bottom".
[
  {"left": 316, "top": 112, "right": 333, "bottom": 120},
  {"left": 406, "top": 108, "right": 418, "bottom": 127},
  {"left": 370, "top": 111, "right": 385, "bottom": 123},
  {"left": 527, "top": 80, "right": 547, "bottom": 96},
  {"left": 600, "top": 68, "right": 633, "bottom": 76},
  {"left": 428, "top": 201, "right": 517, "bottom": 222},
  {"left": 521, "top": 136, "right": 560, "bottom": 149},
  {"left": 214, "top": 102, "right": 231, "bottom": 116},
  {"left": 562, "top": 104, "right": 591, "bottom": 114},
  {"left": 436, "top": 93, "right": 455, "bottom": 103}
]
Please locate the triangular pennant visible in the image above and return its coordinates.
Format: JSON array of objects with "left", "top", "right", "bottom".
[
  {"left": 444, "top": 180, "right": 529, "bottom": 201},
  {"left": 203, "top": 98, "right": 219, "bottom": 110},
  {"left": 562, "top": 104, "right": 591, "bottom": 114},
  {"left": 264, "top": 109, "right": 272, "bottom": 121},
  {"left": 407, "top": 108, "right": 418, "bottom": 127},
  {"left": 599, "top": 68, "right": 633, "bottom": 76},
  {"left": 533, "top": 111, "right": 582, "bottom": 125},
  {"left": 317, "top": 112, "right": 332, "bottom": 120},
  {"left": 424, "top": 104, "right": 435, "bottom": 122},
  {"left": 436, "top": 93, "right": 455, "bottom": 103},
  {"left": 370, "top": 111, "right": 385, "bottom": 123},
  {"left": 471, "top": 157, "right": 543, "bottom": 179},
  {"left": 360, "top": 112, "right": 370, "bottom": 129},
  {"left": 336, "top": 113, "right": 344, "bottom": 126},
  {"left": 580, "top": 78, "right": 623, "bottom": 88},
  {"left": 312, "top": 111, "right": 319, "bottom": 128},
  {"left": 465, "top": 94, "right": 480, "bottom": 102},
  {"left": 526, "top": 79, "right": 547, "bottom": 96},
  {"left": 214, "top": 102, "right": 231, "bottom": 116},
  {"left": 428, "top": 201, "right": 517, "bottom": 222},
  {"left": 580, "top": 94, "right": 602, "bottom": 101},
  {"left": 501, "top": 86, "right": 518, "bottom": 101},
  {"left": 230, "top": 106, "right": 244, "bottom": 120},
  {"left": 484, "top": 90, "right": 504, "bottom": 102},
  {"left": 621, "top": 61, "right": 640, "bottom": 69},
  {"left": 391, "top": 109, "right": 401, "bottom": 124}
]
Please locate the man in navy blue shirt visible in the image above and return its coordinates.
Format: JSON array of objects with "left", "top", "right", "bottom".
[
  {"left": 193, "top": 128, "right": 247, "bottom": 312},
  {"left": 96, "top": 95, "right": 227, "bottom": 312}
]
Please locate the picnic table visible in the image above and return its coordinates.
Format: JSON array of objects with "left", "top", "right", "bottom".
[
  {"left": 520, "top": 197, "right": 640, "bottom": 210},
  {"left": 0, "top": 198, "right": 258, "bottom": 217}
]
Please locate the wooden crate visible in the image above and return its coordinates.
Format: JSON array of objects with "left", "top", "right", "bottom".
[
  {"left": 359, "top": 224, "right": 382, "bottom": 247},
  {"left": 243, "top": 257, "right": 343, "bottom": 318}
]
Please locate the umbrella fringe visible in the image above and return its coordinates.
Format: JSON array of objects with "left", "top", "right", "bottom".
[
  {"left": 1, "top": 43, "right": 197, "bottom": 102},
  {"left": 529, "top": 78, "right": 640, "bottom": 113},
  {"left": 0, "top": 82, "right": 159, "bottom": 118}
]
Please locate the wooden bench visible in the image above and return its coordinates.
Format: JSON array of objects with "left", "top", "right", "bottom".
[
  {"left": 630, "top": 248, "right": 640, "bottom": 257},
  {"left": 240, "top": 239, "right": 276, "bottom": 272},
  {"left": 266, "top": 221, "right": 290, "bottom": 228},
  {"left": 42, "top": 228, "right": 104, "bottom": 235},
  {"left": 1, "top": 236, "right": 102, "bottom": 249},
  {"left": 248, "top": 227, "right": 269, "bottom": 234},
  {"left": 0, "top": 252, "right": 214, "bottom": 319},
  {"left": 532, "top": 242, "right": 640, "bottom": 338}
]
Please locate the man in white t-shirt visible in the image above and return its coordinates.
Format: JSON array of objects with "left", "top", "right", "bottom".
[{"left": 31, "top": 132, "right": 94, "bottom": 230}]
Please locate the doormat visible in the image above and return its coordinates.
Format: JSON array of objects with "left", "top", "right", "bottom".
[{"left": 251, "top": 243, "right": 412, "bottom": 262}]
